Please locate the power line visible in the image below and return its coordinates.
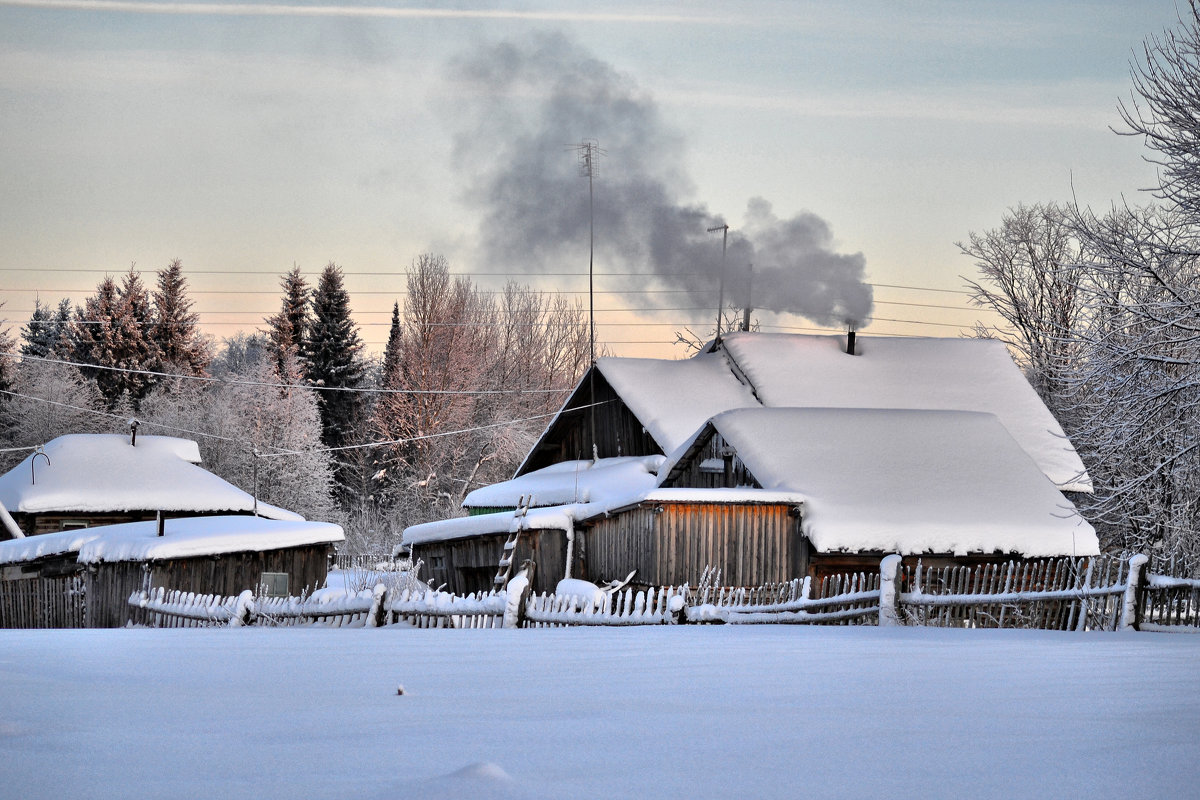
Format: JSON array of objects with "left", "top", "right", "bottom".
[{"left": 5, "top": 352, "right": 573, "bottom": 396}]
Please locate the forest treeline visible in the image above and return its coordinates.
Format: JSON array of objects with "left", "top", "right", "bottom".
[
  {"left": 0, "top": 254, "right": 589, "bottom": 552},
  {"left": 960, "top": 4, "right": 1200, "bottom": 573}
]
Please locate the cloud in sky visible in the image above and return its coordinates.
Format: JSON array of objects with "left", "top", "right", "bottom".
[{"left": 445, "top": 32, "right": 873, "bottom": 328}]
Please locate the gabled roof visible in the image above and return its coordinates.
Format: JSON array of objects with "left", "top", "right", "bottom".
[
  {"left": 718, "top": 333, "right": 1090, "bottom": 492},
  {"left": 667, "top": 407, "right": 1098, "bottom": 558},
  {"left": 524, "top": 333, "right": 1090, "bottom": 493},
  {"left": 0, "top": 434, "right": 301, "bottom": 520}
]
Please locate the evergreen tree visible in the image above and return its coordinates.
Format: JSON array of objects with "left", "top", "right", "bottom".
[
  {"left": 20, "top": 299, "right": 54, "bottom": 359},
  {"left": 73, "top": 270, "right": 158, "bottom": 408},
  {"left": 150, "top": 258, "right": 211, "bottom": 376},
  {"left": 381, "top": 301, "right": 402, "bottom": 385},
  {"left": 264, "top": 265, "right": 310, "bottom": 381},
  {"left": 0, "top": 311, "right": 14, "bottom": 397},
  {"left": 304, "top": 262, "right": 365, "bottom": 497}
]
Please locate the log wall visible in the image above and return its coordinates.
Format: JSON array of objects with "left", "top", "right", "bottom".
[
  {"left": 413, "top": 529, "right": 567, "bottom": 596},
  {"left": 583, "top": 501, "right": 804, "bottom": 588}
]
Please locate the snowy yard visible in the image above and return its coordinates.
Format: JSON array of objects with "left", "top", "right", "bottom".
[{"left": 2, "top": 627, "right": 1197, "bottom": 798}]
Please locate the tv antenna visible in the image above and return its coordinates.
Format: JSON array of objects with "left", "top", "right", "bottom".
[{"left": 571, "top": 139, "right": 605, "bottom": 460}]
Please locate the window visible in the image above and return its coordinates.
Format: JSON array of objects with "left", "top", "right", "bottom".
[
  {"left": 258, "top": 572, "right": 289, "bottom": 598},
  {"left": 59, "top": 520, "right": 90, "bottom": 530}
]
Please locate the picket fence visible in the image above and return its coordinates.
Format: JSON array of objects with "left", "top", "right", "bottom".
[{"left": 128, "top": 553, "right": 1200, "bottom": 632}]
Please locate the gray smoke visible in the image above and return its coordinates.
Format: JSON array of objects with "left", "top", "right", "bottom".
[{"left": 445, "top": 33, "right": 873, "bottom": 328}]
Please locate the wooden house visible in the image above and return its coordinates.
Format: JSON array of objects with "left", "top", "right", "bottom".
[
  {"left": 0, "top": 515, "right": 343, "bottom": 628},
  {"left": 406, "top": 332, "right": 1098, "bottom": 592},
  {"left": 0, "top": 433, "right": 298, "bottom": 539}
]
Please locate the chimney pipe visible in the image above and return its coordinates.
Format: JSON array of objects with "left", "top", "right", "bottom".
[{"left": 846, "top": 330, "right": 857, "bottom": 355}]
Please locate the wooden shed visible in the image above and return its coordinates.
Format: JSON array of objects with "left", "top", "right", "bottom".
[{"left": 0, "top": 516, "right": 343, "bottom": 628}]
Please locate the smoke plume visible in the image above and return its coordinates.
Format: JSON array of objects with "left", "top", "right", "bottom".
[{"left": 445, "top": 33, "right": 873, "bottom": 328}]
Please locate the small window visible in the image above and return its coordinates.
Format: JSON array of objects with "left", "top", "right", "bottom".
[
  {"left": 430, "top": 556, "right": 445, "bottom": 570},
  {"left": 60, "top": 520, "right": 90, "bottom": 530},
  {"left": 259, "top": 572, "right": 290, "bottom": 598}
]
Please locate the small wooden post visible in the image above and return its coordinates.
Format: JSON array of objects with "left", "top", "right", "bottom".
[
  {"left": 1120, "top": 554, "right": 1149, "bottom": 632},
  {"left": 879, "top": 554, "right": 903, "bottom": 626}
]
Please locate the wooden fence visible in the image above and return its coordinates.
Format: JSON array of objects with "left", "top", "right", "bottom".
[
  {"left": 110, "top": 552, "right": 1200, "bottom": 633},
  {"left": 0, "top": 574, "right": 86, "bottom": 629}
]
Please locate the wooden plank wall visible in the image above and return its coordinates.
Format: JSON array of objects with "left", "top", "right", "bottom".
[
  {"left": 88, "top": 545, "right": 333, "bottom": 628},
  {"left": 520, "top": 371, "right": 660, "bottom": 473},
  {"left": 414, "top": 529, "right": 566, "bottom": 595},
  {"left": 0, "top": 574, "right": 86, "bottom": 628},
  {"left": 584, "top": 502, "right": 802, "bottom": 588}
]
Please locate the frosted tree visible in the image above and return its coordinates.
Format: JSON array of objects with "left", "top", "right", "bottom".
[
  {"left": 0, "top": 359, "right": 107, "bottom": 471},
  {"left": 0, "top": 308, "right": 14, "bottom": 397},
  {"left": 150, "top": 259, "right": 211, "bottom": 376},
  {"left": 958, "top": 202, "right": 1085, "bottom": 413},
  {"left": 264, "top": 265, "right": 310, "bottom": 382},
  {"left": 72, "top": 271, "right": 159, "bottom": 408},
  {"left": 304, "top": 262, "right": 366, "bottom": 499},
  {"left": 138, "top": 340, "right": 337, "bottom": 523}
]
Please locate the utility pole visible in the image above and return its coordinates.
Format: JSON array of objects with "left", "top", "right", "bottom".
[
  {"left": 707, "top": 224, "right": 729, "bottom": 338},
  {"left": 574, "top": 140, "right": 604, "bottom": 459}
]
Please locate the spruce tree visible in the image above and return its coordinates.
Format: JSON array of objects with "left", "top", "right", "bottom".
[
  {"left": 73, "top": 270, "right": 158, "bottom": 408},
  {"left": 265, "top": 265, "right": 310, "bottom": 381},
  {"left": 151, "top": 258, "right": 210, "bottom": 376},
  {"left": 304, "top": 262, "right": 365, "bottom": 496},
  {"left": 20, "top": 299, "right": 54, "bottom": 359}
]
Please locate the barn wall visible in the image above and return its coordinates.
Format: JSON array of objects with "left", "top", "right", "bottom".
[
  {"left": 583, "top": 502, "right": 803, "bottom": 588},
  {"left": 412, "top": 529, "right": 567, "bottom": 596},
  {"left": 86, "top": 544, "right": 333, "bottom": 628},
  {"left": 521, "top": 371, "right": 660, "bottom": 474}
]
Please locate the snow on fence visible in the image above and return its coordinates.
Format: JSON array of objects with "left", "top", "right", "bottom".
[
  {"left": 686, "top": 571, "right": 881, "bottom": 625},
  {"left": 129, "top": 586, "right": 379, "bottom": 628},
  {"left": 383, "top": 588, "right": 508, "bottom": 629},
  {"left": 127, "top": 553, "right": 1200, "bottom": 632},
  {"left": 894, "top": 556, "right": 1133, "bottom": 631},
  {"left": 523, "top": 586, "right": 688, "bottom": 627}
]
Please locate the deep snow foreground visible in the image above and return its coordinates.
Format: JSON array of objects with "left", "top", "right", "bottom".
[{"left": 1, "top": 627, "right": 1197, "bottom": 799}]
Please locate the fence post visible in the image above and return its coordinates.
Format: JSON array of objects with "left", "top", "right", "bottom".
[
  {"left": 879, "top": 554, "right": 903, "bottom": 627},
  {"left": 1119, "top": 554, "right": 1149, "bottom": 632},
  {"left": 367, "top": 583, "right": 388, "bottom": 628}
]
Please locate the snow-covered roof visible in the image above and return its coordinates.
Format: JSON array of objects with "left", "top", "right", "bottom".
[
  {"left": 403, "top": 503, "right": 599, "bottom": 548},
  {"left": 463, "top": 455, "right": 664, "bottom": 509},
  {"left": 547, "top": 333, "right": 1090, "bottom": 493},
  {"left": 676, "top": 407, "right": 1098, "bottom": 558},
  {"left": 0, "top": 515, "right": 343, "bottom": 566},
  {"left": 719, "top": 333, "right": 1090, "bottom": 493},
  {"left": 0, "top": 434, "right": 300, "bottom": 520},
  {"left": 594, "top": 349, "right": 761, "bottom": 456}
]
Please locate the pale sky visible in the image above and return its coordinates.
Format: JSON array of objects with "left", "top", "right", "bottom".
[{"left": 0, "top": 0, "right": 1183, "bottom": 357}]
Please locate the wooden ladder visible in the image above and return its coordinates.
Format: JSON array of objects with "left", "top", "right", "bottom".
[{"left": 494, "top": 495, "right": 531, "bottom": 588}]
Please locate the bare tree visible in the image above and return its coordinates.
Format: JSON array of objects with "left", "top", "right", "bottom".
[{"left": 958, "top": 203, "right": 1085, "bottom": 411}]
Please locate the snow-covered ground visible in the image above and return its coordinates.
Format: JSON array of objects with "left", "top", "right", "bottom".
[{"left": 2, "top": 626, "right": 1197, "bottom": 799}]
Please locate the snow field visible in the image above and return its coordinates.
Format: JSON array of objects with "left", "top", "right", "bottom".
[{"left": 1, "top": 626, "right": 1197, "bottom": 799}]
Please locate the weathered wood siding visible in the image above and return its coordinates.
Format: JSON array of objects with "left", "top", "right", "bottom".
[
  {"left": 85, "top": 544, "right": 333, "bottom": 628},
  {"left": 520, "top": 370, "right": 660, "bottom": 474},
  {"left": 413, "top": 529, "right": 567, "bottom": 596},
  {"left": 660, "top": 430, "right": 757, "bottom": 490},
  {"left": 0, "top": 573, "right": 86, "bottom": 628},
  {"left": 582, "top": 501, "right": 804, "bottom": 587}
]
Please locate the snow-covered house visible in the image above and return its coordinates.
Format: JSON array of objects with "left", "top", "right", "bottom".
[
  {"left": 0, "top": 433, "right": 298, "bottom": 539},
  {"left": 0, "top": 515, "right": 344, "bottom": 627},
  {"left": 404, "top": 333, "right": 1098, "bottom": 593},
  {"left": 0, "top": 433, "right": 345, "bottom": 627}
]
